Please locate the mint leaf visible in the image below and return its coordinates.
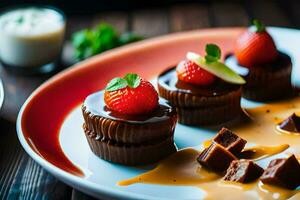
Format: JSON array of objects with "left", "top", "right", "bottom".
[
  {"left": 124, "top": 73, "right": 140, "bottom": 88},
  {"left": 252, "top": 19, "right": 265, "bottom": 32},
  {"left": 205, "top": 44, "right": 221, "bottom": 62},
  {"left": 105, "top": 77, "right": 127, "bottom": 91},
  {"left": 105, "top": 73, "right": 141, "bottom": 91},
  {"left": 71, "top": 23, "right": 143, "bottom": 61}
]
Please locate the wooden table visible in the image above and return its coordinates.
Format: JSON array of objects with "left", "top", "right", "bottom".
[{"left": 0, "top": 1, "right": 299, "bottom": 199}]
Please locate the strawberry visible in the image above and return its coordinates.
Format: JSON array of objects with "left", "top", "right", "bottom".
[
  {"left": 177, "top": 44, "right": 221, "bottom": 86},
  {"left": 235, "top": 20, "right": 278, "bottom": 68},
  {"left": 104, "top": 73, "right": 159, "bottom": 115},
  {"left": 176, "top": 60, "right": 216, "bottom": 85}
]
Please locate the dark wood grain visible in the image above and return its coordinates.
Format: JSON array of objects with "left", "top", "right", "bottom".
[
  {"left": 131, "top": 9, "right": 169, "bottom": 37},
  {"left": 0, "top": 118, "right": 72, "bottom": 200},
  {"left": 66, "top": 15, "right": 94, "bottom": 39},
  {"left": 170, "top": 3, "right": 211, "bottom": 32},
  {"left": 72, "top": 190, "right": 97, "bottom": 200},
  {"left": 210, "top": 2, "right": 249, "bottom": 27},
  {"left": 0, "top": 67, "right": 51, "bottom": 122},
  {"left": 245, "top": 0, "right": 292, "bottom": 27},
  {"left": 279, "top": 0, "right": 300, "bottom": 28},
  {"left": 92, "top": 12, "right": 129, "bottom": 33}
]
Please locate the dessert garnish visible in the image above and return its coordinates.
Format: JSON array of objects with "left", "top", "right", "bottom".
[
  {"left": 104, "top": 73, "right": 159, "bottom": 115},
  {"left": 235, "top": 19, "right": 278, "bottom": 68},
  {"left": 223, "top": 160, "right": 264, "bottom": 183},
  {"left": 197, "top": 143, "right": 237, "bottom": 172},
  {"left": 186, "top": 44, "right": 246, "bottom": 84},
  {"left": 260, "top": 154, "right": 300, "bottom": 189},
  {"left": 277, "top": 113, "right": 300, "bottom": 133},
  {"left": 212, "top": 127, "right": 247, "bottom": 156}
]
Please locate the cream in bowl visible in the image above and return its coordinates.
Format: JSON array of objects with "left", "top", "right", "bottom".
[{"left": 0, "top": 6, "right": 65, "bottom": 72}]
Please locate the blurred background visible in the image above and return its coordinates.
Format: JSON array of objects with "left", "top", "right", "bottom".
[
  {"left": 2, "top": 0, "right": 300, "bottom": 40},
  {"left": 0, "top": 0, "right": 299, "bottom": 200}
]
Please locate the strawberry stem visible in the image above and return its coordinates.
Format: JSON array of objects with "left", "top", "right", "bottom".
[{"left": 252, "top": 19, "right": 265, "bottom": 32}]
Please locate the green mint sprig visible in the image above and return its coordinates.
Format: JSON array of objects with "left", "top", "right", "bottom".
[
  {"left": 205, "top": 44, "right": 221, "bottom": 63},
  {"left": 187, "top": 44, "right": 246, "bottom": 84},
  {"left": 72, "top": 23, "right": 144, "bottom": 61},
  {"left": 105, "top": 73, "right": 141, "bottom": 92}
]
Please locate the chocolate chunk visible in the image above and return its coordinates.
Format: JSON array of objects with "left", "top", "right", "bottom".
[
  {"left": 197, "top": 143, "right": 237, "bottom": 172},
  {"left": 279, "top": 113, "right": 300, "bottom": 133},
  {"left": 213, "top": 127, "right": 247, "bottom": 155},
  {"left": 260, "top": 155, "right": 300, "bottom": 189},
  {"left": 223, "top": 160, "right": 264, "bottom": 183}
]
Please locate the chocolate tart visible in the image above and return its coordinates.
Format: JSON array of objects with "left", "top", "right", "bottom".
[
  {"left": 82, "top": 91, "right": 177, "bottom": 165},
  {"left": 157, "top": 67, "right": 242, "bottom": 126},
  {"left": 226, "top": 52, "right": 293, "bottom": 101}
]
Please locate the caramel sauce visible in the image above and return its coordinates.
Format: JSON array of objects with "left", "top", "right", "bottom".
[
  {"left": 119, "top": 96, "right": 300, "bottom": 199},
  {"left": 118, "top": 148, "right": 219, "bottom": 186},
  {"left": 239, "top": 144, "right": 289, "bottom": 160},
  {"left": 118, "top": 147, "right": 297, "bottom": 200}
]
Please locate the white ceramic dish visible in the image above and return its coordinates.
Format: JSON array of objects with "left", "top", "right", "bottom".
[{"left": 17, "top": 27, "right": 300, "bottom": 199}]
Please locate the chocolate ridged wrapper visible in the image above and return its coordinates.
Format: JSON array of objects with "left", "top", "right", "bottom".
[
  {"left": 84, "top": 124, "right": 176, "bottom": 165},
  {"left": 158, "top": 85, "right": 242, "bottom": 108},
  {"left": 82, "top": 91, "right": 177, "bottom": 144},
  {"left": 176, "top": 98, "right": 241, "bottom": 125},
  {"left": 227, "top": 52, "right": 293, "bottom": 101},
  {"left": 157, "top": 67, "right": 242, "bottom": 125}
]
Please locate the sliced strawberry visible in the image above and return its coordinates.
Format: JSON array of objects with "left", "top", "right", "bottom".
[
  {"left": 235, "top": 20, "right": 278, "bottom": 68},
  {"left": 104, "top": 74, "right": 159, "bottom": 115},
  {"left": 176, "top": 60, "right": 216, "bottom": 86}
]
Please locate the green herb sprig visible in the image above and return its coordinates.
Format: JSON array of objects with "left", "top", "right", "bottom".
[
  {"left": 205, "top": 44, "right": 221, "bottom": 63},
  {"left": 72, "top": 23, "right": 143, "bottom": 61},
  {"left": 187, "top": 44, "right": 246, "bottom": 84},
  {"left": 105, "top": 73, "right": 141, "bottom": 92}
]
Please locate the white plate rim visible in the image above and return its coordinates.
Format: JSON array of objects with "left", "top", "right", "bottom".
[{"left": 0, "top": 79, "right": 4, "bottom": 111}]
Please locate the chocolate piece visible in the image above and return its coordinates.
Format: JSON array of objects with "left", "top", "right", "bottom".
[
  {"left": 84, "top": 124, "right": 177, "bottom": 165},
  {"left": 226, "top": 52, "right": 293, "bottom": 101},
  {"left": 260, "top": 155, "right": 300, "bottom": 189},
  {"left": 82, "top": 91, "right": 177, "bottom": 144},
  {"left": 213, "top": 127, "right": 247, "bottom": 155},
  {"left": 279, "top": 113, "right": 300, "bottom": 133},
  {"left": 197, "top": 143, "right": 237, "bottom": 172},
  {"left": 224, "top": 160, "right": 264, "bottom": 183},
  {"left": 158, "top": 67, "right": 242, "bottom": 125}
]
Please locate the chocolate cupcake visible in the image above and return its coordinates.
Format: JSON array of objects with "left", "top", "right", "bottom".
[
  {"left": 226, "top": 20, "right": 293, "bottom": 101},
  {"left": 82, "top": 74, "right": 177, "bottom": 165},
  {"left": 158, "top": 44, "right": 245, "bottom": 126}
]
